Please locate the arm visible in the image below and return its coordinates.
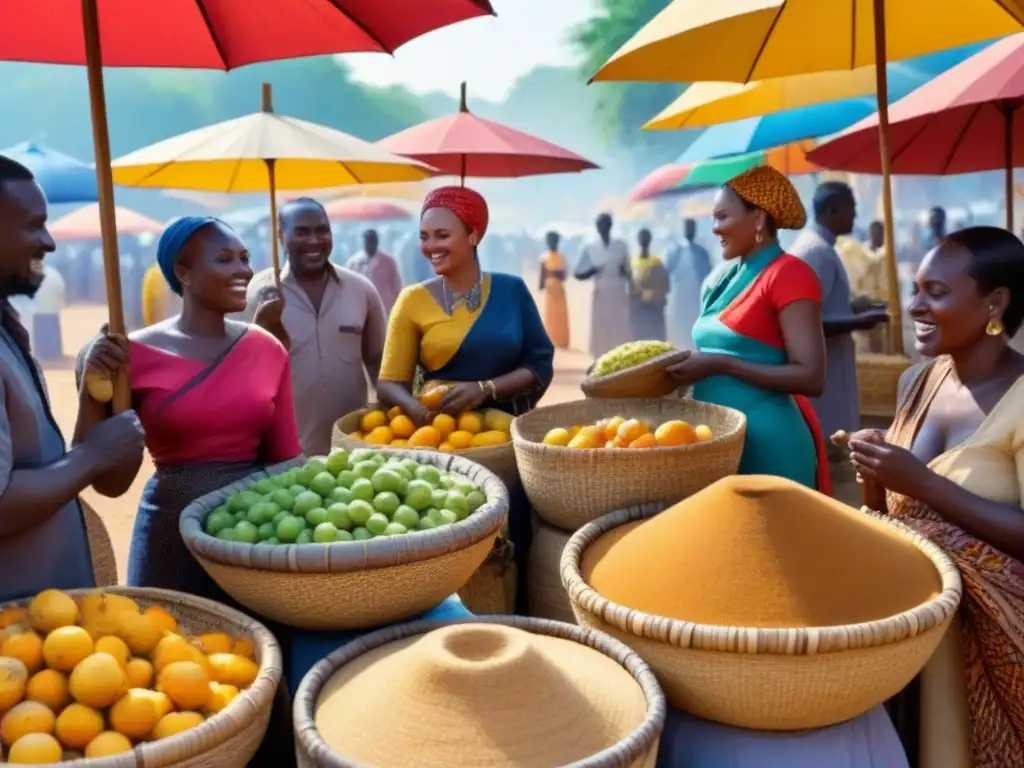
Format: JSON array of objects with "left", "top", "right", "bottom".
[
  {"left": 573, "top": 246, "right": 598, "bottom": 280},
  {"left": 362, "top": 285, "right": 388, "bottom": 387},
  {"left": 261, "top": 349, "right": 303, "bottom": 462},
  {"left": 538, "top": 263, "right": 548, "bottom": 292},
  {"left": 376, "top": 289, "right": 431, "bottom": 422}
]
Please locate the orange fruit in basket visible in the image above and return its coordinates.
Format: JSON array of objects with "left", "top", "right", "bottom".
[
  {"left": 360, "top": 410, "right": 388, "bottom": 433},
  {"left": 157, "top": 661, "right": 211, "bottom": 711},
  {"left": 408, "top": 426, "right": 442, "bottom": 449},
  {"left": 364, "top": 426, "right": 394, "bottom": 445},
  {"left": 457, "top": 412, "right": 484, "bottom": 435},
  {"left": 617, "top": 419, "right": 649, "bottom": 444},
  {"left": 231, "top": 638, "right": 256, "bottom": 661},
  {"left": 1, "top": 700, "right": 55, "bottom": 745},
  {"left": 109, "top": 689, "right": 161, "bottom": 740},
  {"left": 25, "top": 669, "right": 69, "bottom": 712},
  {"left": 655, "top": 420, "right": 698, "bottom": 447},
  {"left": 390, "top": 439, "right": 408, "bottom": 448},
  {"left": 84, "top": 730, "right": 133, "bottom": 758},
  {"left": 438, "top": 442, "right": 455, "bottom": 453},
  {"left": 2, "top": 632, "right": 43, "bottom": 673},
  {"left": 447, "top": 430, "right": 474, "bottom": 450},
  {"left": 390, "top": 414, "right": 415, "bottom": 439},
  {"left": 568, "top": 433, "right": 600, "bottom": 450},
  {"left": 142, "top": 606, "right": 178, "bottom": 635},
  {"left": 418, "top": 383, "right": 450, "bottom": 409},
  {"left": 387, "top": 405, "right": 403, "bottom": 421},
  {"left": 68, "top": 653, "right": 126, "bottom": 709},
  {"left": 28, "top": 591, "right": 78, "bottom": 634},
  {"left": 54, "top": 703, "right": 103, "bottom": 750},
  {"left": 602, "top": 416, "right": 625, "bottom": 441},
  {"left": 432, "top": 413, "right": 456, "bottom": 437},
  {"left": 93, "top": 636, "right": 129, "bottom": 668},
  {"left": 0, "top": 657, "right": 28, "bottom": 710},
  {"left": 42, "top": 627, "right": 93, "bottom": 672},
  {"left": 349, "top": 431, "right": 364, "bottom": 441},
  {"left": 695, "top": 424, "right": 714, "bottom": 441},
  {"left": 569, "top": 424, "right": 583, "bottom": 438},
  {"left": 629, "top": 433, "right": 657, "bottom": 449},
  {"left": 124, "top": 658, "right": 154, "bottom": 689},
  {"left": 8, "top": 732, "right": 62, "bottom": 762},
  {"left": 152, "top": 711, "right": 205, "bottom": 740}
]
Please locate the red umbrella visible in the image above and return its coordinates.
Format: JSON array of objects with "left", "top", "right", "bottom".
[
  {"left": 323, "top": 198, "right": 412, "bottom": 222},
  {"left": 377, "top": 83, "right": 599, "bottom": 183},
  {"left": 808, "top": 33, "right": 1024, "bottom": 228}
]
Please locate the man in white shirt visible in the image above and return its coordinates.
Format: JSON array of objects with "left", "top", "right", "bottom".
[{"left": 575, "top": 213, "right": 632, "bottom": 358}]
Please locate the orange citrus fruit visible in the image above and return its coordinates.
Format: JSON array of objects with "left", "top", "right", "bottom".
[
  {"left": 418, "top": 383, "right": 450, "bottom": 409},
  {"left": 654, "top": 420, "right": 698, "bottom": 447},
  {"left": 432, "top": 413, "right": 456, "bottom": 437},
  {"left": 360, "top": 410, "right": 388, "bottom": 433},
  {"left": 408, "top": 426, "right": 442, "bottom": 448},
  {"left": 364, "top": 426, "right": 394, "bottom": 445},
  {"left": 457, "top": 412, "right": 483, "bottom": 435},
  {"left": 389, "top": 439, "right": 408, "bottom": 448},
  {"left": 386, "top": 405, "right": 403, "bottom": 421},
  {"left": 629, "top": 433, "right": 657, "bottom": 449},
  {"left": 695, "top": 424, "right": 714, "bottom": 441},
  {"left": 446, "top": 430, "right": 474, "bottom": 450},
  {"left": 438, "top": 442, "right": 455, "bottom": 453},
  {"left": 602, "top": 416, "right": 625, "bottom": 441},
  {"left": 390, "top": 414, "right": 415, "bottom": 439},
  {"left": 616, "top": 419, "right": 650, "bottom": 444}
]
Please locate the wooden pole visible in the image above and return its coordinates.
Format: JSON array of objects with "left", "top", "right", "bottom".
[
  {"left": 459, "top": 82, "right": 468, "bottom": 186},
  {"left": 261, "top": 83, "right": 282, "bottom": 284},
  {"left": 872, "top": 0, "right": 904, "bottom": 356},
  {"left": 1005, "top": 103, "right": 1015, "bottom": 232},
  {"left": 81, "top": 0, "right": 130, "bottom": 412}
]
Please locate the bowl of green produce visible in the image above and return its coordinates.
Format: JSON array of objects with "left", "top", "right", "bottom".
[
  {"left": 581, "top": 341, "right": 687, "bottom": 399},
  {"left": 179, "top": 449, "right": 509, "bottom": 630}
]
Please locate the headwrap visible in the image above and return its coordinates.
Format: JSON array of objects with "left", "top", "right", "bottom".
[
  {"left": 725, "top": 165, "right": 807, "bottom": 230},
  {"left": 421, "top": 186, "right": 489, "bottom": 240},
  {"left": 156, "top": 216, "right": 219, "bottom": 295}
]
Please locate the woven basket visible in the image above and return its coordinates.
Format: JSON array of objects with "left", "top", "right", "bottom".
[
  {"left": 180, "top": 452, "right": 509, "bottom": 631},
  {"left": 511, "top": 398, "right": 746, "bottom": 531},
  {"left": 856, "top": 353, "right": 913, "bottom": 418},
  {"left": 580, "top": 350, "right": 688, "bottom": 399},
  {"left": 456, "top": 538, "right": 517, "bottom": 615},
  {"left": 0, "top": 586, "right": 281, "bottom": 768},
  {"left": 332, "top": 407, "right": 519, "bottom": 490},
  {"left": 293, "top": 615, "right": 666, "bottom": 768},
  {"left": 81, "top": 499, "right": 117, "bottom": 587},
  {"left": 526, "top": 517, "right": 576, "bottom": 624},
  {"left": 561, "top": 503, "right": 963, "bottom": 731}
]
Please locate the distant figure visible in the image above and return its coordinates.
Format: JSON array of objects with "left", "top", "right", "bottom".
[
  {"left": 575, "top": 213, "right": 631, "bottom": 358},
  {"left": 926, "top": 206, "right": 947, "bottom": 250},
  {"left": 141, "top": 260, "right": 182, "bottom": 327},
  {"left": 630, "top": 228, "right": 669, "bottom": 342},
  {"left": 538, "top": 231, "right": 570, "bottom": 349},
  {"left": 868, "top": 219, "right": 885, "bottom": 254},
  {"left": 665, "top": 217, "right": 711, "bottom": 350},
  {"left": 347, "top": 228, "right": 402, "bottom": 315},
  {"left": 29, "top": 264, "right": 66, "bottom": 360}
]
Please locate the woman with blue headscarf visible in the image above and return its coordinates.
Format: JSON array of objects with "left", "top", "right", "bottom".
[{"left": 74, "top": 216, "right": 302, "bottom": 598}]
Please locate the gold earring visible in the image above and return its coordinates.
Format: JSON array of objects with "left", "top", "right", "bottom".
[
  {"left": 986, "top": 319, "right": 1006, "bottom": 336},
  {"left": 755, "top": 230, "right": 763, "bottom": 244}
]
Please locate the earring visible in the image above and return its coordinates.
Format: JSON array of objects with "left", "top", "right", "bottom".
[
  {"left": 755, "top": 230, "right": 764, "bottom": 244},
  {"left": 986, "top": 319, "right": 1006, "bottom": 337}
]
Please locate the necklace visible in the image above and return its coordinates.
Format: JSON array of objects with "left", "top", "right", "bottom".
[{"left": 441, "top": 272, "right": 482, "bottom": 315}]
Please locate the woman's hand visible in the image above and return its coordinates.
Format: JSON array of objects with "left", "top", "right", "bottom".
[
  {"left": 438, "top": 382, "right": 488, "bottom": 415},
  {"left": 80, "top": 331, "right": 129, "bottom": 402},
  {"left": 666, "top": 351, "right": 724, "bottom": 386},
  {"left": 848, "top": 433, "right": 934, "bottom": 498}
]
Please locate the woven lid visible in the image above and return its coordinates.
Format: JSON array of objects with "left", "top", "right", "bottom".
[
  {"left": 313, "top": 623, "right": 648, "bottom": 766},
  {"left": 583, "top": 475, "right": 942, "bottom": 629}
]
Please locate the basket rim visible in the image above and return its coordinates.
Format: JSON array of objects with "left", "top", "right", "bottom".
[
  {"left": 560, "top": 502, "right": 963, "bottom": 656},
  {"left": 0, "top": 586, "right": 282, "bottom": 766},
  {"left": 510, "top": 397, "right": 747, "bottom": 455},
  {"left": 180, "top": 451, "right": 509, "bottom": 574},
  {"left": 292, "top": 615, "right": 667, "bottom": 768},
  {"left": 580, "top": 349, "right": 688, "bottom": 393}
]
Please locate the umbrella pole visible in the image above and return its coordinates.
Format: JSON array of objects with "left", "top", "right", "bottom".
[
  {"left": 1005, "top": 104, "right": 1015, "bottom": 232},
  {"left": 81, "top": 0, "right": 130, "bottom": 412},
  {"left": 266, "top": 159, "right": 281, "bottom": 284},
  {"left": 872, "top": 0, "right": 905, "bottom": 357}
]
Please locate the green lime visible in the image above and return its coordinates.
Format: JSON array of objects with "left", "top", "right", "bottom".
[
  {"left": 393, "top": 506, "right": 420, "bottom": 530},
  {"left": 205, "top": 510, "right": 235, "bottom": 536},
  {"left": 254, "top": 477, "right": 279, "bottom": 495},
  {"left": 310, "top": 472, "right": 337, "bottom": 497},
  {"left": 352, "top": 526, "right": 372, "bottom": 541},
  {"left": 293, "top": 490, "right": 323, "bottom": 517},
  {"left": 306, "top": 458, "right": 328, "bottom": 476},
  {"left": 384, "top": 522, "right": 408, "bottom": 536},
  {"left": 326, "top": 450, "right": 350, "bottom": 476},
  {"left": 296, "top": 528, "right": 314, "bottom": 544},
  {"left": 417, "top": 517, "right": 438, "bottom": 531},
  {"left": 330, "top": 486, "right": 353, "bottom": 504},
  {"left": 336, "top": 470, "right": 359, "bottom": 489},
  {"left": 366, "top": 513, "right": 390, "bottom": 536},
  {"left": 270, "top": 488, "right": 296, "bottom": 512},
  {"left": 216, "top": 527, "right": 235, "bottom": 541},
  {"left": 293, "top": 465, "right": 316, "bottom": 486},
  {"left": 437, "top": 509, "right": 458, "bottom": 526},
  {"left": 414, "top": 465, "right": 442, "bottom": 486},
  {"left": 313, "top": 522, "right": 340, "bottom": 543},
  {"left": 348, "top": 448, "right": 376, "bottom": 465},
  {"left": 371, "top": 469, "right": 406, "bottom": 495},
  {"left": 404, "top": 480, "right": 433, "bottom": 511},
  {"left": 453, "top": 479, "right": 476, "bottom": 496},
  {"left": 443, "top": 491, "right": 470, "bottom": 521},
  {"left": 430, "top": 489, "right": 449, "bottom": 508},
  {"left": 288, "top": 484, "right": 307, "bottom": 498},
  {"left": 265, "top": 537, "right": 280, "bottom": 545},
  {"left": 276, "top": 515, "right": 304, "bottom": 543},
  {"left": 347, "top": 500, "right": 374, "bottom": 527},
  {"left": 439, "top": 475, "right": 456, "bottom": 490},
  {"left": 337, "top": 529, "right": 354, "bottom": 542},
  {"left": 247, "top": 501, "right": 279, "bottom": 526},
  {"left": 326, "top": 503, "right": 351, "bottom": 530},
  {"left": 271, "top": 511, "right": 290, "bottom": 527},
  {"left": 305, "top": 507, "right": 329, "bottom": 527},
  {"left": 350, "top": 478, "right": 375, "bottom": 502},
  {"left": 233, "top": 521, "right": 259, "bottom": 544},
  {"left": 257, "top": 522, "right": 276, "bottom": 541},
  {"left": 466, "top": 490, "right": 486, "bottom": 511},
  {"left": 372, "top": 492, "right": 401, "bottom": 517},
  {"left": 353, "top": 460, "right": 379, "bottom": 480}
]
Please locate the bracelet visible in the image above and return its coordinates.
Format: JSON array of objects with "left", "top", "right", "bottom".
[{"left": 478, "top": 380, "right": 497, "bottom": 399}]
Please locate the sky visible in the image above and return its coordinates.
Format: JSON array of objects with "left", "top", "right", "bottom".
[{"left": 344, "top": 0, "right": 597, "bottom": 101}]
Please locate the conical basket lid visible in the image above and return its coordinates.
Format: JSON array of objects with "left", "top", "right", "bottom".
[{"left": 314, "top": 623, "right": 647, "bottom": 766}]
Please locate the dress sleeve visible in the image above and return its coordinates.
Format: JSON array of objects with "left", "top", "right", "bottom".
[
  {"left": 769, "top": 257, "right": 823, "bottom": 312},
  {"left": 262, "top": 348, "right": 303, "bottom": 462},
  {"left": 516, "top": 279, "right": 555, "bottom": 393},
  {"left": 379, "top": 287, "right": 421, "bottom": 383}
]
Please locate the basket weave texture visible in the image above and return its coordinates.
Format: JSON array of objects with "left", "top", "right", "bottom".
[
  {"left": 293, "top": 616, "right": 666, "bottom": 768},
  {"left": 526, "top": 517, "right": 576, "bottom": 624},
  {"left": 581, "top": 350, "right": 688, "bottom": 399},
  {"left": 332, "top": 407, "right": 519, "bottom": 490},
  {"left": 179, "top": 452, "right": 509, "bottom": 631},
  {"left": 0, "top": 586, "right": 281, "bottom": 768},
  {"left": 856, "top": 353, "right": 913, "bottom": 418},
  {"left": 560, "top": 503, "right": 963, "bottom": 730},
  {"left": 511, "top": 398, "right": 746, "bottom": 531},
  {"left": 81, "top": 499, "right": 117, "bottom": 587}
]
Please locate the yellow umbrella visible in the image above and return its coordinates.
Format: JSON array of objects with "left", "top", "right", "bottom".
[
  {"left": 591, "top": 0, "right": 1024, "bottom": 355},
  {"left": 111, "top": 83, "right": 435, "bottom": 278}
]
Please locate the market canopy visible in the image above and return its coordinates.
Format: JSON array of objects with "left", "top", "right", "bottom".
[
  {"left": 323, "top": 198, "right": 412, "bottom": 222},
  {"left": 0, "top": 141, "right": 97, "bottom": 204},
  {"left": 49, "top": 203, "right": 163, "bottom": 240}
]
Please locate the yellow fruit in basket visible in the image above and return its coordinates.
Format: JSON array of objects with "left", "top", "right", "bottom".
[
  {"left": 655, "top": 420, "right": 698, "bottom": 447},
  {"left": 27, "top": 591, "right": 78, "bottom": 635},
  {"left": 158, "top": 661, "right": 211, "bottom": 711},
  {"left": 445, "top": 430, "right": 472, "bottom": 450},
  {"left": 418, "top": 382, "right": 450, "bottom": 409},
  {"left": 569, "top": 424, "right": 582, "bottom": 437},
  {"left": 602, "top": 416, "right": 625, "bottom": 441},
  {"left": 389, "top": 414, "right": 415, "bottom": 439},
  {"left": 94, "top": 636, "right": 130, "bottom": 668},
  {"left": 0, "top": 657, "right": 28, "bottom": 710},
  {"left": 206, "top": 654, "right": 258, "bottom": 688},
  {"left": 2, "top": 632, "right": 43, "bottom": 673},
  {"left": 25, "top": 669, "right": 69, "bottom": 712},
  {"left": 42, "top": 627, "right": 93, "bottom": 673},
  {"left": 7, "top": 732, "right": 62, "bottom": 763},
  {"left": 68, "top": 653, "right": 126, "bottom": 709},
  {"left": 142, "top": 689, "right": 173, "bottom": 719},
  {"left": 152, "top": 711, "right": 205, "bottom": 740},
  {"left": 541, "top": 428, "right": 571, "bottom": 446},
  {"left": 483, "top": 409, "right": 513, "bottom": 433},
  {"left": 231, "top": 638, "right": 256, "bottom": 661},
  {"left": 408, "top": 426, "right": 442, "bottom": 448},
  {"left": 629, "top": 433, "right": 657, "bottom": 449},
  {"left": 124, "top": 658, "right": 154, "bottom": 689},
  {"left": 205, "top": 682, "right": 239, "bottom": 715},
  {"left": 78, "top": 593, "right": 135, "bottom": 640},
  {"left": 437, "top": 442, "right": 455, "bottom": 453},
  {"left": 567, "top": 433, "right": 600, "bottom": 450},
  {"left": 616, "top": 419, "right": 650, "bottom": 444},
  {"left": 153, "top": 634, "right": 202, "bottom": 673},
  {"left": 432, "top": 413, "right": 456, "bottom": 437},
  {"left": 471, "top": 430, "right": 509, "bottom": 448},
  {"left": 54, "top": 703, "right": 103, "bottom": 750},
  {"left": 695, "top": 424, "right": 714, "bottom": 441},
  {"left": 1, "top": 701, "right": 54, "bottom": 745},
  {"left": 386, "top": 405, "right": 403, "bottom": 421},
  {"left": 390, "top": 439, "right": 409, "bottom": 447},
  {"left": 109, "top": 689, "right": 161, "bottom": 740},
  {"left": 360, "top": 409, "right": 388, "bottom": 433},
  {"left": 364, "top": 426, "right": 393, "bottom": 445},
  {"left": 117, "top": 611, "right": 163, "bottom": 656},
  {"left": 457, "top": 412, "right": 483, "bottom": 434},
  {"left": 191, "top": 633, "right": 233, "bottom": 656},
  {"left": 84, "top": 731, "right": 133, "bottom": 758},
  {"left": 142, "top": 606, "right": 178, "bottom": 635},
  {"left": 0, "top": 609, "right": 27, "bottom": 629},
  {"left": 349, "top": 430, "right": 364, "bottom": 441}
]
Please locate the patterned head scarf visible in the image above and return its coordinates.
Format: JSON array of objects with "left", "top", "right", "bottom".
[
  {"left": 725, "top": 166, "right": 807, "bottom": 230},
  {"left": 156, "top": 216, "right": 220, "bottom": 295},
  {"left": 421, "top": 186, "right": 489, "bottom": 241}
]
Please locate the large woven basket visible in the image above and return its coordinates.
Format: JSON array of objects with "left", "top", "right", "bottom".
[
  {"left": 561, "top": 503, "right": 963, "bottom": 731},
  {"left": 526, "top": 516, "right": 576, "bottom": 624},
  {"left": 456, "top": 537, "right": 517, "bottom": 615},
  {"left": 856, "top": 353, "right": 913, "bottom": 418},
  {"left": 332, "top": 407, "right": 519, "bottom": 490},
  {"left": 81, "top": 499, "right": 117, "bottom": 587},
  {"left": 0, "top": 586, "right": 281, "bottom": 768},
  {"left": 180, "top": 452, "right": 509, "bottom": 631},
  {"left": 580, "top": 351, "right": 688, "bottom": 399},
  {"left": 293, "top": 615, "right": 666, "bottom": 768},
  {"left": 511, "top": 398, "right": 746, "bottom": 531}
]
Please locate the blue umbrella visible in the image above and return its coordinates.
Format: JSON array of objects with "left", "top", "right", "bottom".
[
  {"left": 1, "top": 141, "right": 97, "bottom": 204},
  {"left": 677, "top": 40, "right": 997, "bottom": 164}
]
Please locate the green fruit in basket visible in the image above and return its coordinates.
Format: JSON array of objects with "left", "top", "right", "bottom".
[
  {"left": 288, "top": 484, "right": 307, "bottom": 498},
  {"left": 353, "top": 460, "right": 379, "bottom": 480},
  {"left": 336, "top": 470, "right": 358, "bottom": 490},
  {"left": 276, "top": 515, "right": 304, "bottom": 543},
  {"left": 205, "top": 510, "right": 235, "bottom": 536},
  {"left": 234, "top": 510, "right": 247, "bottom": 522},
  {"left": 266, "top": 537, "right": 280, "bottom": 545},
  {"left": 293, "top": 465, "right": 315, "bottom": 486},
  {"left": 306, "top": 457, "right": 329, "bottom": 475},
  {"left": 466, "top": 490, "right": 486, "bottom": 512},
  {"left": 393, "top": 506, "right": 420, "bottom": 530},
  {"left": 258, "top": 523, "right": 276, "bottom": 541},
  {"left": 372, "top": 492, "right": 400, "bottom": 517},
  {"left": 403, "top": 480, "right": 433, "bottom": 511},
  {"left": 415, "top": 465, "right": 441, "bottom": 486},
  {"left": 270, "top": 488, "right": 296, "bottom": 512},
  {"left": 400, "top": 458, "right": 421, "bottom": 474},
  {"left": 277, "top": 470, "right": 297, "bottom": 487},
  {"left": 352, "top": 526, "right": 372, "bottom": 541},
  {"left": 329, "top": 486, "right": 353, "bottom": 505},
  {"left": 366, "top": 513, "right": 390, "bottom": 536},
  {"left": 217, "top": 528, "right": 235, "bottom": 540},
  {"left": 229, "top": 490, "right": 262, "bottom": 513},
  {"left": 348, "top": 500, "right": 374, "bottom": 526},
  {"left": 384, "top": 522, "right": 408, "bottom": 536},
  {"left": 417, "top": 517, "right": 437, "bottom": 531},
  {"left": 271, "top": 511, "right": 290, "bottom": 527},
  {"left": 247, "top": 502, "right": 279, "bottom": 526},
  {"left": 310, "top": 472, "right": 337, "bottom": 497},
  {"left": 296, "top": 529, "right": 314, "bottom": 544},
  {"left": 305, "top": 507, "right": 329, "bottom": 527},
  {"left": 444, "top": 492, "right": 470, "bottom": 521},
  {"left": 233, "top": 521, "right": 259, "bottom": 544},
  {"left": 592, "top": 340, "right": 677, "bottom": 377},
  {"left": 313, "top": 522, "right": 340, "bottom": 543},
  {"left": 337, "top": 529, "right": 354, "bottom": 542},
  {"left": 430, "top": 489, "right": 449, "bottom": 508},
  {"left": 326, "top": 503, "right": 352, "bottom": 530},
  {"left": 293, "top": 491, "right": 323, "bottom": 517},
  {"left": 439, "top": 475, "right": 456, "bottom": 490},
  {"left": 452, "top": 479, "right": 475, "bottom": 496},
  {"left": 437, "top": 509, "right": 458, "bottom": 526},
  {"left": 348, "top": 448, "right": 376, "bottom": 465},
  {"left": 371, "top": 470, "right": 405, "bottom": 496},
  {"left": 254, "top": 478, "right": 278, "bottom": 495},
  {"left": 350, "top": 478, "right": 374, "bottom": 502},
  {"left": 326, "top": 451, "right": 350, "bottom": 476}
]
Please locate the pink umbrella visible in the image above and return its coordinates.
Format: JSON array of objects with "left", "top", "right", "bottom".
[
  {"left": 378, "top": 83, "right": 598, "bottom": 183},
  {"left": 809, "top": 34, "right": 1024, "bottom": 228},
  {"left": 323, "top": 198, "right": 412, "bottom": 222},
  {"left": 50, "top": 203, "right": 163, "bottom": 240}
]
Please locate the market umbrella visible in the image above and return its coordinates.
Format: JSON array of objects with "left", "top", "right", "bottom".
[
  {"left": 589, "top": 0, "right": 1024, "bottom": 355},
  {"left": 49, "top": 203, "right": 163, "bottom": 240},
  {"left": 0, "top": 0, "right": 494, "bottom": 410},
  {"left": 0, "top": 141, "right": 98, "bottom": 203},
  {"left": 627, "top": 141, "right": 819, "bottom": 203},
  {"left": 323, "top": 198, "right": 412, "bottom": 222},
  {"left": 111, "top": 83, "right": 435, "bottom": 279},
  {"left": 378, "top": 83, "right": 599, "bottom": 183},
  {"left": 809, "top": 34, "right": 1024, "bottom": 228}
]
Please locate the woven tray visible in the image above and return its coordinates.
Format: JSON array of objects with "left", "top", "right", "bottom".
[
  {"left": 180, "top": 452, "right": 509, "bottom": 631},
  {"left": 332, "top": 407, "right": 519, "bottom": 491},
  {"left": 560, "top": 503, "right": 962, "bottom": 730},
  {"left": 580, "top": 350, "right": 688, "bottom": 399},
  {"left": 293, "top": 616, "right": 666, "bottom": 768},
  {"left": 0, "top": 586, "right": 281, "bottom": 768},
  {"left": 511, "top": 398, "right": 746, "bottom": 531}
]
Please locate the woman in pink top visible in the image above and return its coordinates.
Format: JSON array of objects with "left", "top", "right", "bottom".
[{"left": 75, "top": 217, "right": 302, "bottom": 601}]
